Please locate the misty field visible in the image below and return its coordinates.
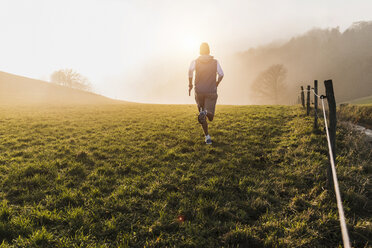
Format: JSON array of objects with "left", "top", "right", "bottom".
[{"left": 0, "top": 104, "right": 370, "bottom": 247}]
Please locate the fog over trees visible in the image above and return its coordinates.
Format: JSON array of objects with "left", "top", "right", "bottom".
[
  {"left": 235, "top": 21, "right": 372, "bottom": 104},
  {"left": 50, "top": 69, "right": 92, "bottom": 92},
  {"left": 251, "top": 64, "right": 287, "bottom": 104}
]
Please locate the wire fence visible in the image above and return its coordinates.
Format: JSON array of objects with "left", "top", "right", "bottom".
[
  {"left": 319, "top": 95, "right": 351, "bottom": 248},
  {"left": 299, "top": 80, "right": 351, "bottom": 248}
]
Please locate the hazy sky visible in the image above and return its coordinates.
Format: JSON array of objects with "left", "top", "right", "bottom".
[{"left": 1, "top": 0, "right": 371, "bottom": 103}]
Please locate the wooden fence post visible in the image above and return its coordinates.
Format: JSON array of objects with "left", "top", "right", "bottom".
[
  {"left": 306, "top": 85, "right": 311, "bottom": 115},
  {"left": 313, "top": 80, "right": 318, "bottom": 131},
  {"left": 324, "top": 80, "right": 336, "bottom": 189},
  {"left": 301, "top": 86, "right": 305, "bottom": 108}
]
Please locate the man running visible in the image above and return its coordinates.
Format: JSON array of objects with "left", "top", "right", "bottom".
[{"left": 188, "top": 42, "right": 224, "bottom": 145}]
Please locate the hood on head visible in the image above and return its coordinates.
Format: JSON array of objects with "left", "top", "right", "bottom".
[{"left": 197, "top": 55, "right": 214, "bottom": 63}]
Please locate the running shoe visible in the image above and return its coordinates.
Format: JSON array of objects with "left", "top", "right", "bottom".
[{"left": 205, "top": 134, "right": 212, "bottom": 145}]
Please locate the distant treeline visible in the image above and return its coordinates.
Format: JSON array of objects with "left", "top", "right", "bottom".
[{"left": 235, "top": 21, "right": 372, "bottom": 104}]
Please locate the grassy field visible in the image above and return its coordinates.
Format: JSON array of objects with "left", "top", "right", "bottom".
[
  {"left": 338, "top": 104, "right": 372, "bottom": 128},
  {"left": 346, "top": 95, "right": 372, "bottom": 105},
  {"left": 0, "top": 104, "right": 371, "bottom": 247},
  {"left": 339, "top": 94, "right": 372, "bottom": 128}
]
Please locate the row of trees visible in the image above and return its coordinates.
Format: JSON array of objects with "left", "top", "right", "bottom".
[{"left": 50, "top": 69, "right": 92, "bottom": 92}]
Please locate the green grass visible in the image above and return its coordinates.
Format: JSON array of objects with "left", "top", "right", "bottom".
[
  {"left": 0, "top": 104, "right": 371, "bottom": 247},
  {"left": 340, "top": 94, "right": 372, "bottom": 127},
  {"left": 339, "top": 104, "right": 372, "bottom": 128},
  {"left": 346, "top": 95, "right": 372, "bottom": 105}
]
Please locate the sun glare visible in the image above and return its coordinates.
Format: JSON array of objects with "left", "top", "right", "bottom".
[{"left": 181, "top": 36, "right": 200, "bottom": 53}]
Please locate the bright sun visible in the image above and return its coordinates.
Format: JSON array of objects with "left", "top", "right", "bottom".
[{"left": 181, "top": 36, "right": 200, "bottom": 53}]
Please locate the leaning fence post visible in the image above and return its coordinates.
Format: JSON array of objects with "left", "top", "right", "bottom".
[
  {"left": 313, "top": 80, "right": 318, "bottom": 131},
  {"left": 324, "top": 80, "right": 336, "bottom": 189},
  {"left": 301, "top": 86, "right": 305, "bottom": 108},
  {"left": 306, "top": 85, "right": 311, "bottom": 115}
]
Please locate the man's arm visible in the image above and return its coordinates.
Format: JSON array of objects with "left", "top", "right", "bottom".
[
  {"left": 216, "top": 61, "right": 224, "bottom": 87},
  {"left": 188, "top": 77, "right": 193, "bottom": 96},
  {"left": 217, "top": 75, "right": 224, "bottom": 87},
  {"left": 188, "top": 60, "right": 196, "bottom": 96}
]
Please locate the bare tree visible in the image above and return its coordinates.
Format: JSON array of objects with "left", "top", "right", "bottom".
[
  {"left": 50, "top": 69, "right": 92, "bottom": 92},
  {"left": 251, "top": 64, "right": 287, "bottom": 104}
]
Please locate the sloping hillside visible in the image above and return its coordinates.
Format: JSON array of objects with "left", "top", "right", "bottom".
[
  {"left": 346, "top": 95, "right": 372, "bottom": 105},
  {"left": 0, "top": 71, "right": 119, "bottom": 105},
  {"left": 338, "top": 95, "right": 372, "bottom": 128}
]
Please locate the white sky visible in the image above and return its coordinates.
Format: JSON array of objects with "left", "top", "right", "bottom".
[{"left": 0, "top": 0, "right": 371, "bottom": 102}]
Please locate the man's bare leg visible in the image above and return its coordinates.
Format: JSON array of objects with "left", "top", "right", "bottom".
[
  {"left": 198, "top": 109, "right": 212, "bottom": 144},
  {"left": 201, "top": 121, "right": 208, "bottom": 136}
]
